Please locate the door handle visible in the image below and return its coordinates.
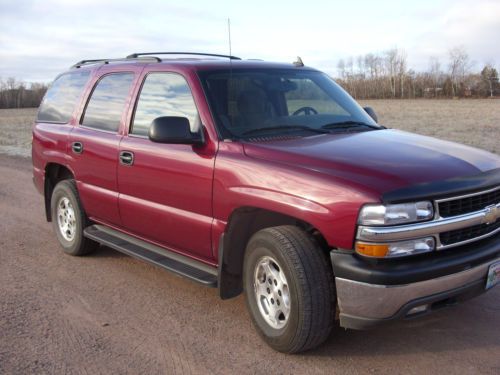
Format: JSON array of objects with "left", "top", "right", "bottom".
[
  {"left": 72, "top": 142, "right": 83, "bottom": 154},
  {"left": 119, "top": 151, "right": 134, "bottom": 166}
]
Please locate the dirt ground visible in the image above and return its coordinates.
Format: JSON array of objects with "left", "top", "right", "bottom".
[{"left": 0, "top": 101, "right": 500, "bottom": 374}]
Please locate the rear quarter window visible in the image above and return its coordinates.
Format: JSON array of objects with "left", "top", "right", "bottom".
[{"left": 37, "top": 71, "right": 91, "bottom": 123}]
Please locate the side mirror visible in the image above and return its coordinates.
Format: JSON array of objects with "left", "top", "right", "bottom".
[
  {"left": 148, "top": 116, "right": 204, "bottom": 145},
  {"left": 363, "top": 107, "right": 378, "bottom": 123}
]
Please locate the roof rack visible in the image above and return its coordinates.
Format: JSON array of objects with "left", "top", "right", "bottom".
[
  {"left": 126, "top": 52, "right": 241, "bottom": 60},
  {"left": 71, "top": 56, "right": 161, "bottom": 69}
]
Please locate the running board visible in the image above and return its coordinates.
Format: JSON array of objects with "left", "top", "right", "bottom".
[{"left": 83, "top": 225, "right": 218, "bottom": 287}]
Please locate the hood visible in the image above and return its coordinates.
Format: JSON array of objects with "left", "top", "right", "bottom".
[{"left": 243, "top": 129, "right": 500, "bottom": 196}]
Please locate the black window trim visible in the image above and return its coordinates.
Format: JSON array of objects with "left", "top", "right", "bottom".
[
  {"left": 128, "top": 71, "right": 202, "bottom": 139},
  {"left": 79, "top": 71, "right": 135, "bottom": 134},
  {"left": 35, "top": 70, "right": 91, "bottom": 125}
]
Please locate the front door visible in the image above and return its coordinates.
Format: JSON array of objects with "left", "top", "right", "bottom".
[{"left": 117, "top": 72, "right": 216, "bottom": 260}]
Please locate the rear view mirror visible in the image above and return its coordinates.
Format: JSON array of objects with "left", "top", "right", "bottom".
[
  {"left": 363, "top": 107, "right": 378, "bottom": 123},
  {"left": 149, "top": 116, "right": 204, "bottom": 145}
]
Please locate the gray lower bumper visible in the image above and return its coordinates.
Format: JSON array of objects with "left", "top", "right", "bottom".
[{"left": 336, "top": 257, "right": 499, "bottom": 329}]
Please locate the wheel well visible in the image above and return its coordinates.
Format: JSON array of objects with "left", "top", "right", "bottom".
[
  {"left": 44, "top": 163, "right": 74, "bottom": 221},
  {"left": 218, "top": 207, "right": 329, "bottom": 299}
]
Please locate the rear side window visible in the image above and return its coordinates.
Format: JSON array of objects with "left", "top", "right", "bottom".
[
  {"left": 131, "top": 73, "right": 200, "bottom": 136},
  {"left": 37, "top": 71, "right": 90, "bottom": 123},
  {"left": 81, "top": 73, "right": 134, "bottom": 132}
]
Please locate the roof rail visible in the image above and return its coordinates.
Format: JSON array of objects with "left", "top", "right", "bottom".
[
  {"left": 71, "top": 56, "right": 161, "bottom": 69},
  {"left": 126, "top": 52, "right": 241, "bottom": 60}
]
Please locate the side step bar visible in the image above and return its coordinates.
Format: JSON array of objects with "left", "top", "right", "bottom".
[{"left": 84, "top": 225, "right": 218, "bottom": 287}]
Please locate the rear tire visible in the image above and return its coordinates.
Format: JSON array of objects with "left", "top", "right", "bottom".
[
  {"left": 51, "top": 179, "right": 98, "bottom": 256},
  {"left": 243, "top": 225, "right": 335, "bottom": 353}
]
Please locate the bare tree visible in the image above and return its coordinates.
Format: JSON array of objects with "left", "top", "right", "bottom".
[
  {"left": 0, "top": 77, "right": 48, "bottom": 109},
  {"left": 448, "top": 46, "right": 471, "bottom": 96},
  {"left": 396, "top": 49, "right": 407, "bottom": 98},
  {"left": 385, "top": 48, "right": 398, "bottom": 98},
  {"left": 429, "top": 57, "right": 441, "bottom": 96},
  {"left": 336, "top": 59, "right": 346, "bottom": 79}
]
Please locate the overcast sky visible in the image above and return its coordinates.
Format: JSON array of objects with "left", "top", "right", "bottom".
[{"left": 1, "top": 0, "right": 499, "bottom": 82}]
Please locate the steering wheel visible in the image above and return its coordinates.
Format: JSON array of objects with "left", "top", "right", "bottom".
[{"left": 292, "top": 106, "right": 318, "bottom": 116}]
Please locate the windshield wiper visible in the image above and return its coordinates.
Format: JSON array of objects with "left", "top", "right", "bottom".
[
  {"left": 242, "top": 125, "right": 329, "bottom": 136},
  {"left": 321, "top": 121, "right": 381, "bottom": 131}
]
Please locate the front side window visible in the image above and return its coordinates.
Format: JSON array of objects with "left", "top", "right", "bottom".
[
  {"left": 199, "top": 69, "right": 379, "bottom": 139},
  {"left": 37, "top": 71, "right": 90, "bottom": 123},
  {"left": 132, "top": 73, "right": 200, "bottom": 136},
  {"left": 81, "top": 73, "right": 134, "bottom": 132}
]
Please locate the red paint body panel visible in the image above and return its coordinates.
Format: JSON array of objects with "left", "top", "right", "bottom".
[
  {"left": 117, "top": 137, "right": 215, "bottom": 259},
  {"left": 68, "top": 127, "right": 122, "bottom": 225},
  {"left": 32, "top": 122, "right": 73, "bottom": 192},
  {"left": 212, "top": 142, "right": 377, "bottom": 249},
  {"left": 242, "top": 129, "right": 499, "bottom": 195}
]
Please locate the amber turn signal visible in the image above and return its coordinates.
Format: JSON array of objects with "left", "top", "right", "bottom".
[{"left": 355, "top": 242, "right": 389, "bottom": 257}]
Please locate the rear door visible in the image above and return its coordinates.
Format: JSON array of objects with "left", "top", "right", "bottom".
[
  {"left": 69, "top": 67, "right": 141, "bottom": 226},
  {"left": 117, "top": 71, "right": 216, "bottom": 260}
]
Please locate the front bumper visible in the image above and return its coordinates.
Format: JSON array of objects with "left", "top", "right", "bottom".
[{"left": 331, "top": 236, "right": 500, "bottom": 329}]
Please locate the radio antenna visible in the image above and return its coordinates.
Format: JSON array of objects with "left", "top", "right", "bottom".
[
  {"left": 226, "top": 17, "right": 234, "bottom": 140},
  {"left": 227, "top": 18, "right": 233, "bottom": 58}
]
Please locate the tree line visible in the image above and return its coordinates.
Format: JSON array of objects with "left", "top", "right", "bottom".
[
  {"left": 0, "top": 46, "right": 499, "bottom": 109},
  {"left": 335, "top": 46, "right": 499, "bottom": 99},
  {"left": 0, "top": 78, "right": 48, "bottom": 109}
]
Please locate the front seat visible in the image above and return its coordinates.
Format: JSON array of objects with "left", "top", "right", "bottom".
[{"left": 235, "top": 90, "right": 273, "bottom": 129}]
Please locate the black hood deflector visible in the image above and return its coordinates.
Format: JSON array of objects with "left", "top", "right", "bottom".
[{"left": 382, "top": 167, "right": 500, "bottom": 203}]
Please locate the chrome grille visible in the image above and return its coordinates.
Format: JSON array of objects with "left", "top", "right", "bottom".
[
  {"left": 440, "top": 220, "right": 500, "bottom": 245},
  {"left": 438, "top": 186, "right": 500, "bottom": 218}
]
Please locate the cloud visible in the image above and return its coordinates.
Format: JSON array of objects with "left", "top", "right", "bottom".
[
  {"left": 408, "top": 0, "right": 500, "bottom": 70},
  {"left": 0, "top": 0, "right": 498, "bottom": 82},
  {"left": 0, "top": 0, "right": 227, "bottom": 81}
]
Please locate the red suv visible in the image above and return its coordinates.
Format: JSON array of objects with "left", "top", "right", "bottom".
[{"left": 32, "top": 52, "right": 500, "bottom": 353}]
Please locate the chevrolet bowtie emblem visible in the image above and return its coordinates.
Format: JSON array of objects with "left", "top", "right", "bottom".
[{"left": 483, "top": 204, "right": 500, "bottom": 225}]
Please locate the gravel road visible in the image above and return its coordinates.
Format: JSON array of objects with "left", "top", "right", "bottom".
[{"left": 0, "top": 155, "right": 499, "bottom": 374}]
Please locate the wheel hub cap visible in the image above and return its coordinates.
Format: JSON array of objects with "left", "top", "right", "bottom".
[
  {"left": 253, "top": 256, "right": 291, "bottom": 329},
  {"left": 57, "top": 197, "right": 76, "bottom": 241}
]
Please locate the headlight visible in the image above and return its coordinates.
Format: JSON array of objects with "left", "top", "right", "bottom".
[
  {"left": 358, "top": 201, "right": 434, "bottom": 226},
  {"left": 355, "top": 237, "right": 435, "bottom": 258}
]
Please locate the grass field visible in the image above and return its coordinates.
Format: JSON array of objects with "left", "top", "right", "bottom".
[
  {"left": 0, "top": 108, "right": 37, "bottom": 158},
  {"left": 0, "top": 99, "right": 499, "bottom": 157},
  {"left": 359, "top": 99, "right": 500, "bottom": 155}
]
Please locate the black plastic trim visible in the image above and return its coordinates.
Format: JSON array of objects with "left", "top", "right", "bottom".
[
  {"left": 382, "top": 168, "right": 500, "bottom": 204},
  {"left": 217, "top": 233, "right": 241, "bottom": 299},
  {"left": 84, "top": 225, "right": 218, "bottom": 287},
  {"left": 331, "top": 235, "right": 500, "bottom": 285}
]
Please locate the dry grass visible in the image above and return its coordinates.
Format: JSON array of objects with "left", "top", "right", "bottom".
[
  {"left": 0, "top": 108, "right": 37, "bottom": 157},
  {"left": 359, "top": 99, "right": 500, "bottom": 155},
  {"left": 0, "top": 99, "right": 498, "bottom": 157}
]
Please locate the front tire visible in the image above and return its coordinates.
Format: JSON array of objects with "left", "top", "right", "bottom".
[
  {"left": 243, "top": 225, "right": 336, "bottom": 353},
  {"left": 51, "top": 179, "right": 98, "bottom": 256}
]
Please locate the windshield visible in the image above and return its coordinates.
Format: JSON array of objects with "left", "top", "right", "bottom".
[{"left": 198, "top": 68, "right": 380, "bottom": 139}]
